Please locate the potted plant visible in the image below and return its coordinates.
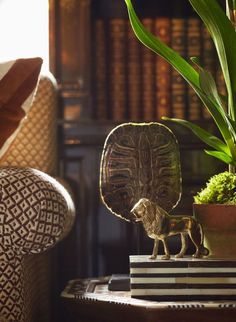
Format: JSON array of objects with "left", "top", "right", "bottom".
[
  {"left": 124, "top": 0, "right": 236, "bottom": 258},
  {"left": 194, "top": 172, "right": 236, "bottom": 257}
]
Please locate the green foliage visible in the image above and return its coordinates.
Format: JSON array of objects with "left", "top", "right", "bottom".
[
  {"left": 194, "top": 171, "right": 236, "bottom": 204},
  {"left": 124, "top": 0, "right": 236, "bottom": 168}
]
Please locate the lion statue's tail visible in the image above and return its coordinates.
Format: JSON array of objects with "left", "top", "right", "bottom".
[{"left": 198, "top": 223, "right": 209, "bottom": 257}]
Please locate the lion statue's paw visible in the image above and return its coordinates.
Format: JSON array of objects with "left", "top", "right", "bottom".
[
  {"left": 161, "top": 254, "right": 170, "bottom": 260},
  {"left": 149, "top": 255, "right": 157, "bottom": 260}
]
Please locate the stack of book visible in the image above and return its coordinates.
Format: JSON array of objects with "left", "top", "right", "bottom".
[
  {"left": 130, "top": 255, "right": 236, "bottom": 301},
  {"left": 93, "top": 17, "right": 225, "bottom": 122}
]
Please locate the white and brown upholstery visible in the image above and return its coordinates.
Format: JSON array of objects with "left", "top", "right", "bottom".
[{"left": 0, "top": 73, "right": 75, "bottom": 322}]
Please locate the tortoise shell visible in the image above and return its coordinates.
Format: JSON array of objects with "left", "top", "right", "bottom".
[{"left": 100, "top": 122, "right": 182, "bottom": 221}]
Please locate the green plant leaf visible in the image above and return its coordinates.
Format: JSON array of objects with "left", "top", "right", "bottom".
[
  {"left": 219, "top": 93, "right": 227, "bottom": 104},
  {"left": 199, "top": 69, "right": 223, "bottom": 108},
  {"left": 125, "top": 0, "right": 236, "bottom": 163},
  {"left": 226, "top": 0, "right": 232, "bottom": 19},
  {"left": 189, "top": 0, "right": 236, "bottom": 120},
  {"left": 204, "top": 149, "right": 234, "bottom": 164},
  {"left": 227, "top": 116, "right": 236, "bottom": 133},
  {"left": 162, "top": 117, "right": 230, "bottom": 155},
  {"left": 124, "top": 0, "right": 200, "bottom": 88},
  {"left": 190, "top": 56, "right": 202, "bottom": 69},
  {"left": 190, "top": 82, "right": 236, "bottom": 159},
  {"left": 226, "top": 0, "right": 236, "bottom": 21}
]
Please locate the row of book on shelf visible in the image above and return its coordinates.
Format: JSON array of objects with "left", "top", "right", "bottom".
[{"left": 92, "top": 17, "right": 226, "bottom": 122}]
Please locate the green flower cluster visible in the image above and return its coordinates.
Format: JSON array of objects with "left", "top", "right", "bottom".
[{"left": 194, "top": 172, "right": 236, "bottom": 204}]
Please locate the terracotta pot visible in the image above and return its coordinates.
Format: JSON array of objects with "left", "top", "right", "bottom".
[{"left": 193, "top": 203, "right": 236, "bottom": 259}]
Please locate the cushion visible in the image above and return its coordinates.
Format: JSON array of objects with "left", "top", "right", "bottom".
[
  {"left": 0, "top": 57, "right": 43, "bottom": 159},
  {"left": 0, "top": 73, "right": 58, "bottom": 175}
]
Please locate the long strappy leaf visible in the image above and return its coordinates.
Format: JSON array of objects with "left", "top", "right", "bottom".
[
  {"left": 125, "top": 0, "right": 236, "bottom": 161},
  {"left": 189, "top": 0, "right": 236, "bottom": 120}
]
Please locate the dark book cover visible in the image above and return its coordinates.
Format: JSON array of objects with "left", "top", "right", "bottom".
[
  {"left": 108, "top": 19, "right": 127, "bottom": 121},
  {"left": 187, "top": 17, "right": 202, "bottom": 121},
  {"left": 155, "top": 17, "right": 171, "bottom": 120},
  {"left": 171, "top": 18, "right": 187, "bottom": 119},
  {"left": 93, "top": 19, "right": 108, "bottom": 120},
  {"left": 141, "top": 18, "right": 156, "bottom": 121},
  {"left": 127, "top": 21, "right": 142, "bottom": 121}
]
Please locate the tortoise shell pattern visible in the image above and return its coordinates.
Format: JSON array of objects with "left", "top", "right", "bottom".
[{"left": 100, "top": 122, "right": 182, "bottom": 221}]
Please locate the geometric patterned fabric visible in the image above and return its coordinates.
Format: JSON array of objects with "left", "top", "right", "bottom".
[
  {"left": 0, "top": 167, "right": 73, "bottom": 254},
  {"left": 23, "top": 252, "right": 51, "bottom": 322},
  {"left": 0, "top": 248, "right": 23, "bottom": 322},
  {"left": 0, "top": 167, "right": 75, "bottom": 322},
  {"left": 0, "top": 75, "right": 75, "bottom": 322}
]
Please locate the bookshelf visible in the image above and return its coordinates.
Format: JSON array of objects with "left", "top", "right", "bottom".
[
  {"left": 91, "top": 1, "right": 227, "bottom": 122},
  {"left": 49, "top": 0, "right": 226, "bottom": 289}
]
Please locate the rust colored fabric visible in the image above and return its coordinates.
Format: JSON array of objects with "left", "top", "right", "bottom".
[
  {"left": 0, "top": 57, "right": 43, "bottom": 158},
  {"left": 0, "top": 73, "right": 58, "bottom": 175}
]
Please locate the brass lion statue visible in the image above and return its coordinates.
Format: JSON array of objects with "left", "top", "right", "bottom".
[{"left": 131, "top": 198, "right": 209, "bottom": 260}]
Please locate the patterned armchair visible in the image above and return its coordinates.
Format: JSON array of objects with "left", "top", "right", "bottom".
[{"left": 0, "top": 73, "right": 75, "bottom": 322}]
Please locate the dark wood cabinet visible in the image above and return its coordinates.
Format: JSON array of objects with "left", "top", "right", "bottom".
[{"left": 49, "top": 0, "right": 226, "bottom": 290}]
